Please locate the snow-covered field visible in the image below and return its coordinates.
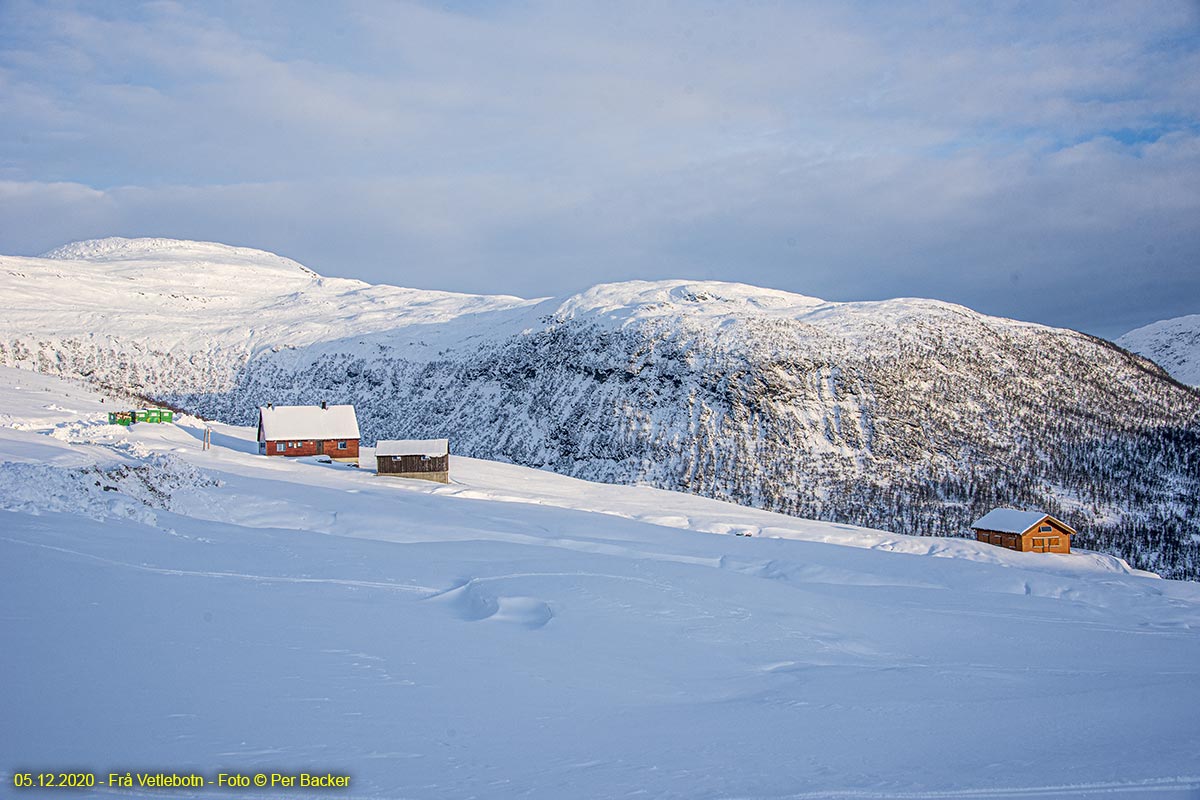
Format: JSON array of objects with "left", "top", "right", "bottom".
[{"left": 3, "top": 365, "right": 1199, "bottom": 799}]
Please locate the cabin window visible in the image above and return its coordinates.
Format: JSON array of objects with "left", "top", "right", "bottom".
[
  {"left": 1039, "top": 525, "right": 1053, "bottom": 532},
  {"left": 276, "top": 442, "right": 285, "bottom": 452},
  {"left": 421, "top": 454, "right": 430, "bottom": 461},
  {"left": 337, "top": 441, "right": 347, "bottom": 450}
]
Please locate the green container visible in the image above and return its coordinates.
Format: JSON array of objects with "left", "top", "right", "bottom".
[
  {"left": 130, "top": 407, "right": 174, "bottom": 424},
  {"left": 108, "top": 411, "right": 133, "bottom": 426}
]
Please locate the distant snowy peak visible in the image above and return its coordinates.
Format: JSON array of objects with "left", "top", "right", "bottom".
[
  {"left": 1118, "top": 314, "right": 1200, "bottom": 387},
  {"left": 2, "top": 238, "right": 540, "bottom": 357},
  {"left": 548, "top": 279, "right": 1046, "bottom": 341},
  {"left": 41, "top": 236, "right": 321, "bottom": 278},
  {"left": 42, "top": 236, "right": 212, "bottom": 260},
  {"left": 552, "top": 280, "right": 829, "bottom": 323}
]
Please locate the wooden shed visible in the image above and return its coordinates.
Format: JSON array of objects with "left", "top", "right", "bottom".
[
  {"left": 971, "top": 509, "right": 1074, "bottom": 554},
  {"left": 375, "top": 439, "right": 450, "bottom": 483},
  {"left": 257, "top": 403, "right": 360, "bottom": 463}
]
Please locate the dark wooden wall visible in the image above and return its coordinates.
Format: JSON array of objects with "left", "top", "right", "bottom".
[{"left": 377, "top": 454, "right": 449, "bottom": 474}]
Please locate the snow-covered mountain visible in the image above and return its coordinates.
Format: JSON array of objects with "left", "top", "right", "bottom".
[
  {"left": 4, "top": 366, "right": 1200, "bottom": 798},
  {"left": 2, "top": 237, "right": 1198, "bottom": 579},
  {"left": 1118, "top": 313, "right": 1200, "bottom": 387}
]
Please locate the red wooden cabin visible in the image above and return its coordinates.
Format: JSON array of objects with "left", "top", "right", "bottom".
[{"left": 257, "top": 403, "right": 360, "bottom": 463}]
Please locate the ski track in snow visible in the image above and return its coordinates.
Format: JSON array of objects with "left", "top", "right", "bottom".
[
  {"left": 49, "top": 776, "right": 1200, "bottom": 800},
  {"left": 749, "top": 775, "right": 1200, "bottom": 799},
  {"left": 0, "top": 535, "right": 438, "bottom": 595}
]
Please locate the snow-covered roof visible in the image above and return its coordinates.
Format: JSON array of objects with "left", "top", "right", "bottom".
[
  {"left": 258, "top": 404, "right": 359, "bottom": 441},
  {"left": 971, "top": 508, "right": 1073, "bottom": 535},
  {"left": 376, "top": 439, "right": 449, "bottom": 457}
]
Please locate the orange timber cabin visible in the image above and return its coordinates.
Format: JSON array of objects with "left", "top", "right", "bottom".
[{"left": 972, "top": 509, "right": 1074, "bottom": 554}]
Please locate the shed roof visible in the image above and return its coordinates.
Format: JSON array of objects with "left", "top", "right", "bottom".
[
  {"left": 258, "top": 404, "right": 360, "bottom": 441},
  {"left": 376, "top": 439, "right": 449, "bottom": 457},
  {"left": 971, "top": 508, "right": 1075, "bottom": 535}
]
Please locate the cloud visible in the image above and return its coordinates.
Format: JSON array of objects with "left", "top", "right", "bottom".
[{"left": 0, "top": 0, "right": 1197, "bottom": 337}]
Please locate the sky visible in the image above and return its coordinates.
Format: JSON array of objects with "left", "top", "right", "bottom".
[{"left": 1, "top": 1, "right": 1198, "bottom": 338}]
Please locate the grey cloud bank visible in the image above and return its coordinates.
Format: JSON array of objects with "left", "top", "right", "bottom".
[{"left": 1, "top": 0, "right": 1198, "bottom": 338}]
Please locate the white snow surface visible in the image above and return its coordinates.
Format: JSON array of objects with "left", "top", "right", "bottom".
[
  {"left": 258, "top": 404, "right": 360, "bottom": 441},
  {"left": 1118, "top": 313, "right": 1200, "bottom": 387},
  {"left": 376, "top": 438, "right": 449, "bottom": 457},
  {"left": 971, "top": 508, "right": 1061, "bottom": 534},
  {"left": 2, "top": 365, "right": 1199, "bottom": 799},
  {"left": 357, "top": 445, "right": 377, "bottom": 469}
]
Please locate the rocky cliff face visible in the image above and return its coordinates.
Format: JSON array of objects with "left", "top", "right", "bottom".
[{"left": 4, "top": 240, "right": 1198, "bottom": 578}]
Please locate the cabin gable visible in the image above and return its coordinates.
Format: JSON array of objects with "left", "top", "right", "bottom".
[{"left": 1018, "top": 517, "right": 1073, "bottom": 553}]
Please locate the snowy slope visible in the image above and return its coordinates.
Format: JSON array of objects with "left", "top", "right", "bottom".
[
  {"left": 1118, "top": 313, "right": 1200, "bottom": 387},
  {"left": 3, "top": 365, "right": 1200, "bottom": 799},
  {"left": 2, "top": 238, "right": 1198, "bottom": 582},
  {"left": 5, "top": 236, "right": 538, "bottom": 360}
]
